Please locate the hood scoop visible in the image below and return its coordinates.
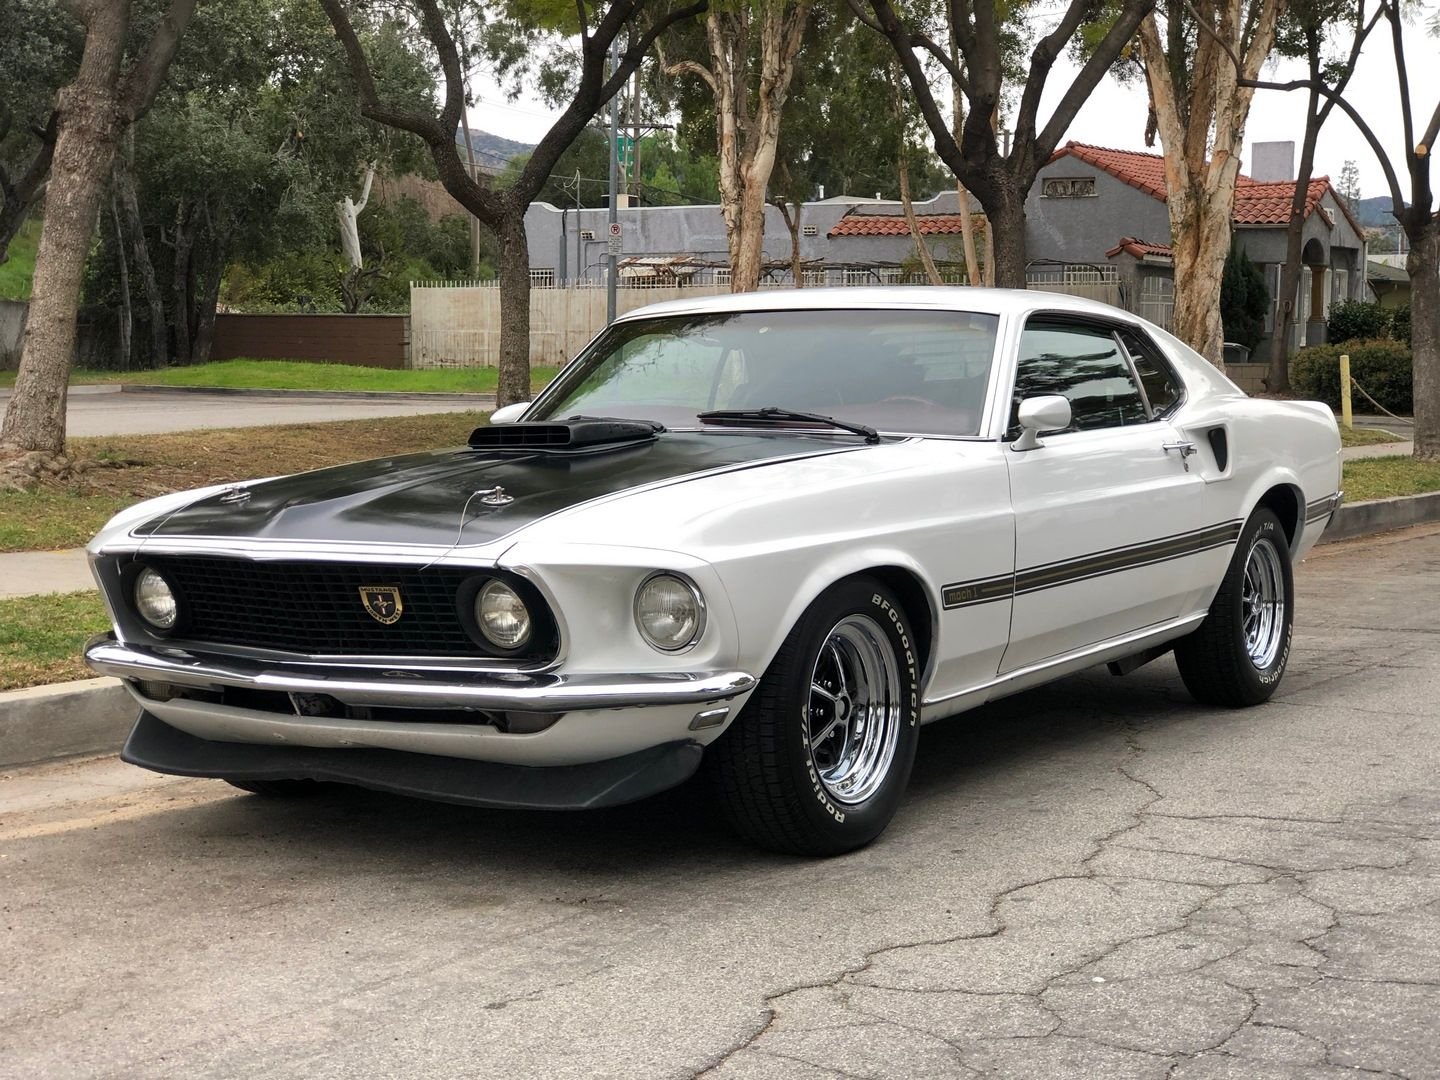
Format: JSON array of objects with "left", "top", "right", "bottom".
[{"left": 468, "top": 418, "right": 663, "bottom": 451}]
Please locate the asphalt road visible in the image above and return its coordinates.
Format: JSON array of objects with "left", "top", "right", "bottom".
[
  {"left": 3, "top": 527, "right": 1439, "bottom": 1079},
  {"left": 0, "top": 387, "right": 489, "bottom": 437}
]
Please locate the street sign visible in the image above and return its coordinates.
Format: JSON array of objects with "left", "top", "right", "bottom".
[{"left": 608, "top": 221, "right": 623, "bottom": 257}]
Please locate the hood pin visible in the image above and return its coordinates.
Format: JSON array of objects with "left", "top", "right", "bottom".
[{"left": 479, "top": 486, "right": 514, "bottom": 507}]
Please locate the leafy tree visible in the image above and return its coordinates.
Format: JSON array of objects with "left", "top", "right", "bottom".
[
  {"left": 0, "top": 0, "right": 197, "bottom": 485},
  {"left": 1237, "top": 0, "right": 1440, "bottom": 458},
  {"left": 858, "top": 0, "right": 1157, "bottom": 288},
  {"left": 320, "top": 0, "right": 708, "bottom": 406},
  {"left": 660, "top": 0, "right": 814, "bottom": 292},
  {"left": 1262, "top": 0, "right": 1376, "bottom": 392},
  {"left": 1336, "top": 158, "right": 1360, "bottom": 205},
  {"left": 1135, "top": 0, "right": 1287, "bottom": 369},
  {"left": 1220, "top": 245, "right": 1268, "bottom": 351},
  {"left": 0, "top": 0, "right": 80, "bottom": 262}
]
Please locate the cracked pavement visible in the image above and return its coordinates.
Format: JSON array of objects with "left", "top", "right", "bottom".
[{"left": 3, "top": 527, "right": 1439, "bottom": 1078}]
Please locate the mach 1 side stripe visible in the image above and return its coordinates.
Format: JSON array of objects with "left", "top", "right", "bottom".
[
  {"left": 1305, "top": 493, "right": 1342, "bottom": 525},
  {"left": 941, "top": 519, "right": 1245, "bottom": 611}
]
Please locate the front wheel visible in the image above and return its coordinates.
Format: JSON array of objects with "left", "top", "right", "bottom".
[
  {"left": 706, "top": 577, "right": 921, "bottom": 855},
  {"left": 1175, "top": 508, "right": 1294, "bottom": 707}
]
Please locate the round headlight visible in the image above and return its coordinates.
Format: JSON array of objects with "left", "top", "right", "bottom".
[
  {"left": 476, "top": 579, "right": 531, "bottom": 650},
  {"left": 134, "top": 567, "right": 178, "bottom": 630},
  {"left": 634, "top": 573, "right": 704, "bottom": 652}
]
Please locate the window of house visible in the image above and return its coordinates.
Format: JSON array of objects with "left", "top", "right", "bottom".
[
  {"left": 1334, "top": 269, "right": 1349, "bottom": 303},
  {"left": 1011, "top": 320, "right": 1149, "bottom": 435},
  {"left": 1041, "top": 176, "right": 1097, "bottom": 198},
  {"left": 530, "top": 268, "right": 556, "bottom": 288}
]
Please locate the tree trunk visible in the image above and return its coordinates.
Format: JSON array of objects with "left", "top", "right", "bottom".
[
  {"left": 116, "top": 145, "right": 167, "bottom": 367},
  {"left": 0, "top": 78, "right": 123, "bottom": 459},
  {"left": 170, "top": 200, "right": 195, "bottom": 365},
  {"left": 899, "top": 149, "right": 942, "bottom": 285},
  {"left": 112, "top": 193, "right": 132, "bottom": 372},
  {"left": 191, "top": 237, "right": 227, "bottom": 364},
  {"left": 1411, "top": 219, "right": 1440, "bottom": 461},
  {"left": 1267, "top": 87, "right": 1323, "bottom": 393},
  {"left": 987, "top": 197, "right": 1028, "bottom": 290},
  {"left": 496, "top": 214, "right": 533, "bottom": 408},
  {"left": 732, "top": 166, "right": 770, "bottom": 292},
  {"left": 1170, "top": 190, "right": 1234, "bottom": 369},
  {"left": 774, "top": 199, "right": 804, "bottom": 286}
]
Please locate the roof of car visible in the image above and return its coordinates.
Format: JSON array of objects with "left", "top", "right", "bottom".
[{"left": 616, "top": 286, "right": 1138, "bottom": 323}]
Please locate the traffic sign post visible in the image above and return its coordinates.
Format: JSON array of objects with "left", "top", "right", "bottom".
[{"left": 607, "top": 221, "right": 623, "bottom": 257}]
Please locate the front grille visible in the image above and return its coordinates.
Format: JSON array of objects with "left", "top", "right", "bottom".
[{"left": 146, "top": 556, "right": 496, "bottom": 658}]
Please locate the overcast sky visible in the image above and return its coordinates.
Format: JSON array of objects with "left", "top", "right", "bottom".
[{"left": 468, "top": 10, "right": 1440, "bottom": 208}]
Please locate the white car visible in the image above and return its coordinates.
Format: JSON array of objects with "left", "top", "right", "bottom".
[{"left": 85, "top": 288, "right": 1342, "bottom": 854}]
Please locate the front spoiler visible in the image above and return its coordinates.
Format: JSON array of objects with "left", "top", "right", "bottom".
[
  {"left": 123, "top": 711, "right": 704, "bottom": 811},
  {"left": 85, "top": 636, "right": 756, "bottom": 713}
]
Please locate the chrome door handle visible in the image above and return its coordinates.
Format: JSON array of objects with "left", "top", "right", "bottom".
[{"left": 1163, "top": 441, "right": 1198, "bottom": 471}]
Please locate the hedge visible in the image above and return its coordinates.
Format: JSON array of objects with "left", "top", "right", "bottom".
[{"left": 1291, "top": 338, "right": 1413, "bottom": 415}]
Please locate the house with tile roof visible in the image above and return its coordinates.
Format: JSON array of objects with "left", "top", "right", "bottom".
[{"left": 1027, "top": 141, "right": 1367, "bottom": 353}]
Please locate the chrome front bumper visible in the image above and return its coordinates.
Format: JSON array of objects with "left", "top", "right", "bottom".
[{"left": 84, "top": 637, "right": 757, "bottom": 713}]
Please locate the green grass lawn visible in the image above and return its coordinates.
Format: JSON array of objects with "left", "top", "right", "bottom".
[
  {"left": 0, "top": 358, "right": 561, "bottom": 395},
  {"left": 1340, "top": 425, "right": 1410, "bottom": 448},
  {"left": 0, "top": 217, "right": 40, "bottom": 302},
  {"left": 0, "top": 589, "right": 110, "bottom": 690},
  {"left": 1341, "top": 456, "right": 1440, "bottom": 503}
]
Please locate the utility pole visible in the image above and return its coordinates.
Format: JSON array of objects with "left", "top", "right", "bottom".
[{"left": 607, "top": 37, "right": 620, "bottom": 325}]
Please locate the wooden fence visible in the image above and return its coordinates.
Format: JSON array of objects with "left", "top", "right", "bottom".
[{"left": 211, "top": 314, "right": 409, "bottom": 368}]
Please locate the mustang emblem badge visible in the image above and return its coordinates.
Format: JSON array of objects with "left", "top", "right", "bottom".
[{"left": 359, "top": 585, "right": 404, "bottom": 625}]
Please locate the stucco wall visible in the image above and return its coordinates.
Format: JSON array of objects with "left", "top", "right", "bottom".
[{"left": 1024, "top": 162, "right": 1171, "bottom": 265}]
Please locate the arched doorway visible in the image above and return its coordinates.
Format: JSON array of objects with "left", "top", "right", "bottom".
[{"left": 1302, "top": 238, "right": 1328, "bottom": 346}]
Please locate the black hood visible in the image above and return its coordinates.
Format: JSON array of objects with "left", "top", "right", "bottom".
[{"left": 133, "top": 432, "right": 867, "bottom": 549}]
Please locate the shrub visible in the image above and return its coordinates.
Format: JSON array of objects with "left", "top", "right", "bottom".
[
  {"left": 1326, "top": 300, "right": 1391, "bottom": 344},
  {"left": 1390, "top": 304, "right": 1411, "bottom": 345},
  {"left": 1291, "top": 338, "right": 1413, "bottom": 414},
  {"left": 1221, "top": 246, "right": 1268, "bottom": 351}
]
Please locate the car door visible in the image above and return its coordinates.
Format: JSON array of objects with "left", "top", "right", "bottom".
[{"left": 1000, "top": 316, "right": 1210, "bottom": 673}]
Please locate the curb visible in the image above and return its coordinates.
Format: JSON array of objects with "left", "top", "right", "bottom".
[
  {"left": 1319, "top": 490, "right": 1440, "bottom": 543},
  {"left": 0, "top": 677, "right": 132, "bottom": 769},
  {"left": 6, "top": 490, "right": 1440, "bottom": 770},
  {"left": 116, "top": 384, "right": 497, "bottom": 404}
]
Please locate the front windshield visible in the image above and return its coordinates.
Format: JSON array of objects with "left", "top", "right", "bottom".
[{"left": 530, "top": 308, "right": 1000, "bottom": 437}]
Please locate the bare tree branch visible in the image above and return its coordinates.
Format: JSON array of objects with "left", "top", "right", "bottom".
[{"left": 664, "top": 57, "right": 718, "bottom": 93}]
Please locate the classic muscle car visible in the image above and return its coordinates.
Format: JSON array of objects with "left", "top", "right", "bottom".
[{"left": 84, "top": 288, "right": 1342, "bottom": 854}]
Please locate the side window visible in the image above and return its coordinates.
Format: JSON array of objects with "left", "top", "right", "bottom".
[
  {"left": 1118, "top": 328, "right": 1182, "bottom": 417},
  {"left": 1013, "top": 321, "right": 1149, "bottom": 434}
]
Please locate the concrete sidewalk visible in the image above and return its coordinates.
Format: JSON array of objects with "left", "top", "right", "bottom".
[{"left": 0, "top": 548, "right": 93, "bottom": 598}]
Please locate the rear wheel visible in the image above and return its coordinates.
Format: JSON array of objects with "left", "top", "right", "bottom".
[
  {"left": 224, "top": 779, "right": 322, "bottom": 798},
  {"left": 707, "top": 577, "right": 921, "bottom": 855},
  {"left": 1176, "top": 508, "right": 1294, "bottom": 707}
]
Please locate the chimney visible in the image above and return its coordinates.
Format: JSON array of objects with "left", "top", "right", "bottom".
[{"left": 1250, "top": 141, "right": 1296, "bottom": 182}]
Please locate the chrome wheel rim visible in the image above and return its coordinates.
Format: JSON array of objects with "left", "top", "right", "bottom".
[
  {"left": 806, "top": 615, "right": 902, "bottom": 805},
  {"left": 1241, "top": 538, "right": 1286, "bottom": 669}
]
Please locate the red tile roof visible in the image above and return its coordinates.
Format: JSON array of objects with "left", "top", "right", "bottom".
[
  {"left": 1106, "top": 237, "right": 1173, "bottom": 260},
  {"left": 1052, "top": 143, "right": 1171, "bottom": 200},
  {"left": 1049, "top": 143, "right": 1363, "bottom": 236},
  {"left": 827, "top": 213, "right": 985, "bottom": 238}
]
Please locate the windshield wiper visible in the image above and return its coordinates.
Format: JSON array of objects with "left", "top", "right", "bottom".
[{"left": 696, "top": 407, "right": 880, "bottom": 444}]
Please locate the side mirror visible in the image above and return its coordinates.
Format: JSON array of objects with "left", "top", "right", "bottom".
[
  {"left": 489, "top": 401, "right": 531, "bottom": 425},
  {"left": 1011, "top": 395, "right": 1072, "bottom": 452}
]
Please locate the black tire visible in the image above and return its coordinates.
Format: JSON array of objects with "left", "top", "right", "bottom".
[
  {"left": 1175, "top": 507, "right": 1294, "bottom": 707},
  {"left": 706, "top": 576, "right": 921, "bottom": 856},
  {"left": 224, "top": 779, "right": 322, "bottom": 797}
]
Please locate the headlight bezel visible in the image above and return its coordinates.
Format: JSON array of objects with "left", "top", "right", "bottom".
[
  {"left": 633, "top": 571, "right": 707, "bottom": 653},
  {"left": 455, "top": 573, "right": 557, "bottom": 659}
]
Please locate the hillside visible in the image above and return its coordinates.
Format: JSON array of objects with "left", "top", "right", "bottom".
[
  {"left": 455, "top": 129, "right": 533, "bottom": 173},
  {"left": 1353, "top": 195, "right": 1405, "bottom": 228}
]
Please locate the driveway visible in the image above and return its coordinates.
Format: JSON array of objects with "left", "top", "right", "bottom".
[
  {"left": 0, "top": 386, "right": 492, "bottom": 437},
  {"left": 2, "top": 527, "right": 1438, "bottom": 1078}
]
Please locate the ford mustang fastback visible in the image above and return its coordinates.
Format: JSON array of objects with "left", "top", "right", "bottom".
[{"left": 84, "top": 288, "right": 1342, "bottom": 854}]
